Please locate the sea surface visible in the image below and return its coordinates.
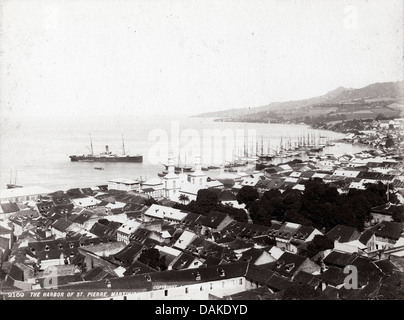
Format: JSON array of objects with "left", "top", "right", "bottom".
[{"left": 0, "top": 114, "right": 372, "bottom": 192}]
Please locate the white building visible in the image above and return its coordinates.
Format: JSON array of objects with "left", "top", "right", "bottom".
[
  {"left": 141, "top": 178, "right": 164, "bottom": 198},
  {"left": 187, "top": 155, "right": 208, "bottom": 186},
  {"left": 0, "top": 186, "right": 52, "bottom": 203},
  {"left": 116, "top": 220, "right": 142, "bottom": 244},
  {"left": 72, "top": 196, "right": 101, "bottom": 208},
  {"left": 332, "top": 169, "right": 361, "bottom": 178},
  {"left": 108, "top": 179, "right": 141, "bottom": 192},
  {"left": 162, "top": 154, "right": 181, "bottom": 199},
  {"left": 173, "top": 230, "right": 198, "bottom": 251},
  {"left": 143, "top": 204, "right": 188, "bottom": 223}
]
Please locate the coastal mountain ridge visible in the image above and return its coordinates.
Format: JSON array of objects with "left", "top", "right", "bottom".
[{"left": 195, "top": 81, "right": 404, "bottom": 119}]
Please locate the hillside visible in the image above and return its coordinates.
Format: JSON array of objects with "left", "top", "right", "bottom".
[{"left": 195, "top": 81, "right": 404, "bottom": 120}]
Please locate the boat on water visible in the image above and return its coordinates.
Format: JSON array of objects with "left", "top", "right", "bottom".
[
  {"left": 69, "top": 134, "right": 143, "bottom": 163},
  {"left": 162, "top": 164, "right": 193, "bottom": 172},
  {"left": 257, "top": 154, "right": 275, "bottom": 161},
  {"left": 94, "top": 167, "right": 104, "bottom": 170},
  {"left": 162, "top": 154, "right": 193, "bottom": 172},
  {"left": 7, "top": 170, "right": 22, "bottom": 189},
  {"left": 208, "top": 165, "right": 221, "bottom": 170},
  {"left": 7, "top": 183, "right": 23, "bottom": 189},
  {"left": 157, "top": 168, "right": 184, "bottom": 177},
  {"left": 307, "top": 145, "right": 325, "bottom": 152}
]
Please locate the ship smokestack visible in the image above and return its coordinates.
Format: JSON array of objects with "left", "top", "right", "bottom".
[{"left": 106, "top": 145, "right": 109, "bottom": 153}]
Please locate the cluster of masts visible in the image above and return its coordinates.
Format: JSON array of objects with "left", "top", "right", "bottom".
[
  {"left": 161, "top": 133, "right": 336, "bottom": 174},
  {"left": 234, "top": 132, "right": 334, "bottom": 160}
]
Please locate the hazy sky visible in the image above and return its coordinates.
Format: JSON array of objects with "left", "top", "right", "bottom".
[{"left": 1, "top": 0, "right": 403, "bottom": 118}]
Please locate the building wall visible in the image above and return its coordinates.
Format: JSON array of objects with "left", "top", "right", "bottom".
[
  {"left": 108, "top": 181, "right": 140, "bottom": 192},
  {"left": 367, "top": 234, "right": 397, "bottom": 252},
  {"left": 1, "top": 194, "right": 42, "bottom": 203},
  {"left": 80, "top": 251, "right": 118, "bottom": 272},
  {"left": 275, "top": 238, "right": 290, "bottom": 252},
  {"left": 100, "top": 276, "right": 251, "bottom": 300},
  {"left": 40, "top": 258, "right": 64, "bottom": 270},
  {"left": 12, "top": 223, "right": 23, "bottom": 237},
  {"left": 334, "top": 241, "right": 359, "bottom": 254},
  {"left": 51, "top": 228, "right": 67, "bottom": 239},
  {"left": 0, "top": 212, "right": 12, "bottom": 221},
  {"left": 163, "top": 178, "right": 181, "bottom": 199},
  {"left": 116, "top": 232, "right": 131, "bottom": 244},
  {"left": 371, "top": 213, "right": 393, "bottom": 224},
  {"left": 7, "top": 278, "right": 33, "bottom": 291}
]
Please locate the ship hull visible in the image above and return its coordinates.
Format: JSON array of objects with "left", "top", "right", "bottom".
[
  {"left": 70, "top": 155, "right": 143, "bottom": 162},
  {"left": 255, "top": 162, "right": 274, "bottom": 170}
]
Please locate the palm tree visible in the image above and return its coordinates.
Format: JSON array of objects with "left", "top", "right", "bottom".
[{"left": 178, "top": 194, "right": 190, "bottom": 205}]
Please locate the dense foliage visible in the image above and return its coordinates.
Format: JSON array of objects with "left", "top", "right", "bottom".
[
  {"left": 303, "top": 234, "right": 334, "bottom": 258},
  {"left": 245, "top": 179, "right": 393, "bottom": 232},
  {"left": 138, "top": 248, "right": 167, "bottom": 271},
  {"left": 174, "top": 189, "right": 249, "bottom": 223},
  {"left": 236, "top": 185, "right": 259, "bottom": 209}
]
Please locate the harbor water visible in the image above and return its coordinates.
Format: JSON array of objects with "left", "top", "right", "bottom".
[{"left": 0, "top": 115, "right": 371, "bottom": 191}]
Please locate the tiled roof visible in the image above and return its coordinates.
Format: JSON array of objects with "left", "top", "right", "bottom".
[
  {"left": 113, "top": 242, "right": 145, "bottom": 265},
  {"left": 245, "top": 264, "right": 275, "bottom": 285},
  {"left": 171, "top": 252, "right": 197, "bottom": 270},
  {"left": 271, "top": 252, "right": 308, "bottom": 278},
  {"left": 123, "top": 261, "right": 156, "bottom": 276},
  {"left": 317, "top": 266, "right": 346, "bottom": 286},
  {"left": 1, "top": 202, "right": 20, "bottom": 214},
  {"left": 323, "top": 250, "right": 356, "bottom": 268},
  {"left": 196, "top": 211, "right": 229, "bottom": 229},
  {"left": 360, "top": 221, "right": 404, "bottom": 243},
  {"left": 326, "top": 225, "right": 361, "bottom": 243}
]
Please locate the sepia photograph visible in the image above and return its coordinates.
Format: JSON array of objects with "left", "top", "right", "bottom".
[{"left": 0, "top": 0, "right": 403, "bottom": 307}]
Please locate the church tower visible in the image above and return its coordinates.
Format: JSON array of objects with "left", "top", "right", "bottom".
[
  {"left": 163, "top": 152, "right": 180, "bottom": 199},
  {"left": 188, "top": 155, "right": 207, "bottom": 186}
]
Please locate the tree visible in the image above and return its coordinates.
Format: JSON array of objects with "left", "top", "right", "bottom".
[
  {"left": 178, "top": 194, "right": 190, "bottom": 205},
  {"left": 196, "top": 189, "right": 218, "bottom": 206},
  {"left": 305, "top": 235, "right": 334, "bottom": 258},
  {"left": 98, "top": 218, "right": 109, "bottom": 226},
  {"left": 392, "top": 206, "right": 404, "bottom": 223},
  {"left": 218, "top": 204, "right": 249, "bottom": 223},
  {"left": 249, "top": 200, "right": 272, "bottom": 226},
  {"left": 375, "top": 113, "right": 388, "bottom": 121},
  {"left": 236, "top": 186, "right": 259, "bottom": 208},
  {"left": 138, "top": 248, "right": 167, "bottom": 271},
  {"left": 144, "top": 197, "right": 157, "bottom": 207},
  {"left": 385, "top": 138, "right": 395, "bottom": 148}
]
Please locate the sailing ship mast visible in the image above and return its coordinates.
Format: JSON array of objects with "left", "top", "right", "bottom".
[
  {"left": 7, "top": 169, "right": 22, "bottom": 189},
  {"left": 122, "top": 133, "right": 126, "bottom": 155},
  {"left": 89, "top": 134, "right": 94, "bottom": 155},
  {"left": 261, "top": 136, "right": 264, "bottom": 156}
]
